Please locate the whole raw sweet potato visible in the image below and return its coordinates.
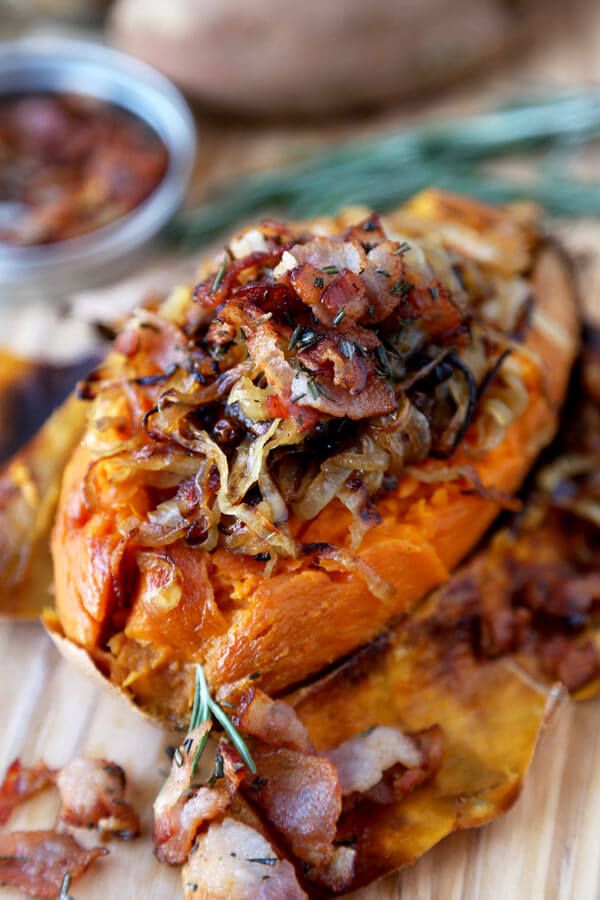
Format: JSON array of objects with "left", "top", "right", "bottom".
[{"left": 110, "top": 0, "right": 549, "bottom": 117}]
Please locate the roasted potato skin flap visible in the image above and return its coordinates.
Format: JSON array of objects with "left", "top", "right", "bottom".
[
  {"left": 289, "top": 618, "right": 559, "bottom": 891},
  {"left": 0, "top": 393, "right": 87, "bottom": 619}
]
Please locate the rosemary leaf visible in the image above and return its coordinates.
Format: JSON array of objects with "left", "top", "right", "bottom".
[
  {"left": 208, "top": 697, "right": 257, "bottom": 774},
  {"left": 168, "top": 91, "right": 600, "bottom": 250},
  {"left": 188, "top": 663, "right": 257, "bottom": 776},
  {"left": 210, "top": 251, "right": 229, "bottom": 294},
  {"left": 59, "top": 872, "right": 74, "bottom": 900}
]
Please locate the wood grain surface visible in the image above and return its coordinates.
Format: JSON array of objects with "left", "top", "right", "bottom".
[
  {"left": 1, "top": 622, "right": 600, "bottom": 900},
  {"left": 3, "top": 5, "right": 600, "bottom": 899}
]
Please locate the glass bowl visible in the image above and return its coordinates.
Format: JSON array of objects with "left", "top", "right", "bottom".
[{"left": 0, "top": 36, "right": 197, "bottom": 302}]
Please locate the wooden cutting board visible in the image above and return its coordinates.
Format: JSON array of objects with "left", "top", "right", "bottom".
[
  {"left": 1, "top": 620, "right": 600, "bottom": 900},
  {"left": 2, "top": 7, "right": 600, "bottom": 898}
]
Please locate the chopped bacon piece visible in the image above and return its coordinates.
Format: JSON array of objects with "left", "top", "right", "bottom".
[
  {"left": 361, "top": 241, "right": 409, "bottom": 323},
  {"left": 343, "top": 213, "right": 387, "bottom": 247},
  {"left": 288, "top": 236, "right": 366, "bottom": 277},
  {"left": 391, "top": 725, "right": 444, "bottom": 798},
  {"left": 235, "top": 689, "right": 313, "bottom": 754},
  {"left": 540, "top": 637, "right": 600, "bottom": 691},
  {"left": 182, "top": 818, "right": 307, "bottom": 899},
  {"left": 326, "top": 725, "right": 423, "bottom": 796},
  {"left": 0, "top": 830, "right": 107, "bottom": 898},
  {"left": 192, "top": 250, "right": 285, "bottom": 325},
  {"left": 309, "top": 845, "right": 356, "bottom": 893},
  {"left": 153, "top": 724, "right": 246, "bottom": 865},
  {"left": 248, "top": 747, "right": 341, "bottom": 870},
  {"left": 298, "top": 337, "right": 370, "bottom": 395},
  {"left": 56, "top": 758, "right": 140, "bottom": 840},
  {"left": 290, "top": 266, "right": 369, "bottom": 328},
  {"left": 0, "top": 759, "right": 55, "bottom": 825},
  {"left": 290, "top": 365, "right": 395, "bottom": 420},
  {"left": 397, "top": 279, "right": 465, "bottom": 342}
]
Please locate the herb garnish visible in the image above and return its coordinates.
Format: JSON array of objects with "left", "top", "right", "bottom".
[
  {"left": 322, "top": 264, "right": 339, "bottom": 275},
  {"left": 189, "top": 664, "right": 257, "bottom": 776},
  {"left": 210, "top": 250, "right": 230, "bottom": 294},
  {"left": 314, "top": 276, "right": 324, "bottom": 289},
  {"left": 207, "top": 750, "right": 224, "bottom": 787},
  {"left": 374, "top": 345, "right": 392, "bottom": 379},
  {"left": 394, "top": 241, "right": 411, "bottom": 255},
  {"left": 314, "top": 380, "right": 334, "bottom": 400},
  {"left": 289, "top": 327, "right": 324, "bottom": 353},
  {"left": 288, "top": 324, "right": 303, "bottom": 351},
  {"left": 307, "top": 379, "right": 319, "bottom": 401},
  {"left": 391, "top": 279, "right": 412, "bottom": 297},
  {"left": 339, "top": 339, "right": 355, "bottom": 360},
  {"left": 247, "top": 857, "right": 278, "bottom": 866},
  {"left": 332, "top": 308, "right": 345, "bottom": 327}
]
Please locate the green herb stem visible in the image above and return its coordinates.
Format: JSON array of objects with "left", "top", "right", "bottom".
[{"left": 169, "top": 91, "right": 600, "bottom": 249}]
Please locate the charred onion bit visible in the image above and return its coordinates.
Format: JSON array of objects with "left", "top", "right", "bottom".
[
  {"left": 75, "top": 207, "right": 535, "bottom": 569},
  {"left": 0, "top": 759, "right": 55, "bottom": 825},
  {"left": 57, "top": 758, "right": 140, "bottom": 840},
  {"left": 0, "top": 830, "right": 107, "bottom": 898}
]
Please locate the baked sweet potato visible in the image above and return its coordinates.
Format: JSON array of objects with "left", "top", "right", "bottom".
[{"left": 48, "top": 190, "right": 579, "bottom": 726}]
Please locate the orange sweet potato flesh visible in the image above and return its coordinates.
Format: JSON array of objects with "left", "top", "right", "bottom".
[{"left": 50, "top": 226, "right": 579, "bottom": 724}]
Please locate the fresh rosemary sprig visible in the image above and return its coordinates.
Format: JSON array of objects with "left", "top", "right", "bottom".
[
  {"left": 168, "top": 91, "right": 600, "bottom": 249},
  {"left": 189, "top": 664, "right": 257, "bottom": 776},
  {"left": 59, "top": 872, "right": 74, "bottom": 900},
  {"left": 210, "top": 250, "right": 230, "bottom": 294}
]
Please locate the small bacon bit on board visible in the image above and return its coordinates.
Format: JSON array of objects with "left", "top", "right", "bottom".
[
  {"left": 0, "top": 830, "right": 107, "bottom": 898},
  {"left": 56, "top": 758, "right": 140, "bottom": 840},
  {"left": 0, "top": 759, "right": 56, "bottom": 825},
  {"left": 182, "top": 817, "right": 307, "bottom": 900},
  {"left": 325, "top": 725, "right": 423, "bottom": 796},
  {"left": 235, "top": 689, "right": 313, "bottom": 754},
  {"left": 153, "top": 724, "right": 246, "bottom": 865}
]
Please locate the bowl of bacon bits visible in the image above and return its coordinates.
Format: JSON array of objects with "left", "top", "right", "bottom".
[{"left": 0, "top": 38, "right": 196, "bottom": 300}]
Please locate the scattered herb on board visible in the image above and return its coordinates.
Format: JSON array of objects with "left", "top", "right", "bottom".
[
  {"left": 59, "top": 872, "right": 74, "bottom": 900},
  {"left": 169, "top": 92, "right": 600, "bottom": 249}
]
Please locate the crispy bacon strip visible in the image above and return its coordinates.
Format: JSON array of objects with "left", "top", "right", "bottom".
[
  {"left": 0, "top": 759, "right": 55, "bottom": 825},
  {"left": 235, "top": 689, "right": 313, "bottom": 754},
  {"left": 325, "top": 725, "right": 423, "bottom": 795},
  {"left": 0, "top": 830, "right": 107, "bottom": 898},
  {"left": 153, "top": 723, "right": 246, "bottom": 865},
  {"left": 56, "top": 758, "right": 140, "bottom": 840},
  {"left": 248, "top": 747, "right": 341, "bottom": 870},
  {"left": 182, "top": 818, "right": 307, "bottom": 899}
]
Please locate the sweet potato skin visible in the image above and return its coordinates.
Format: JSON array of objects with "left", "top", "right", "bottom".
[{"left": 51, "top": 228, "right": 579, "bottom": 716}]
